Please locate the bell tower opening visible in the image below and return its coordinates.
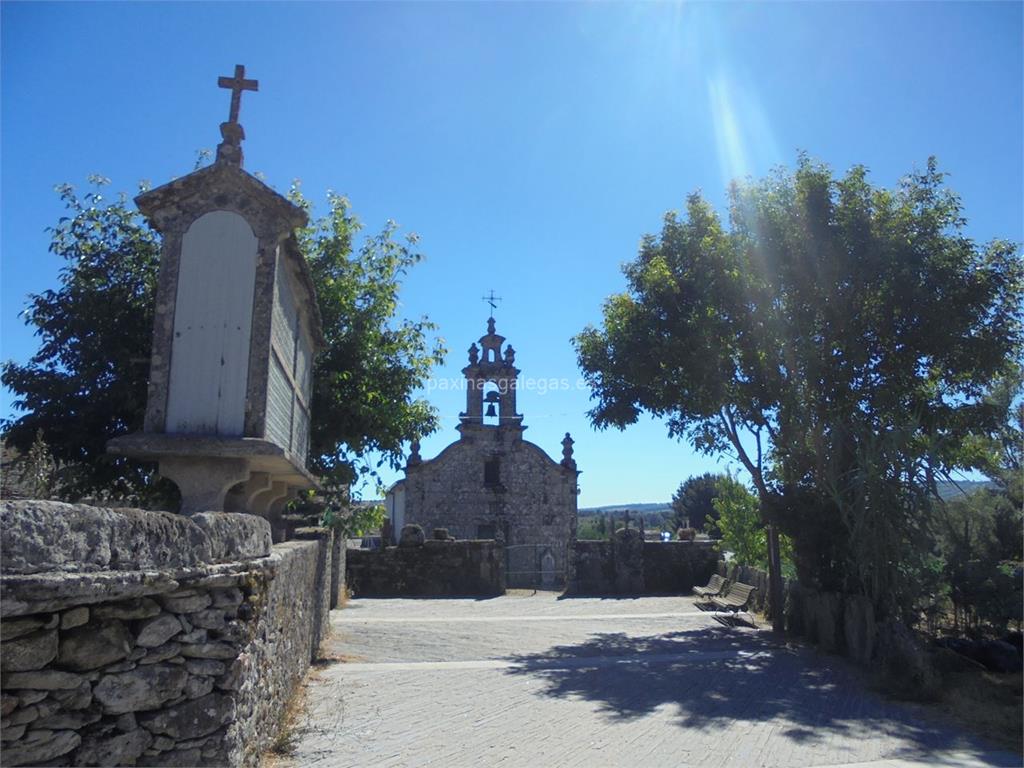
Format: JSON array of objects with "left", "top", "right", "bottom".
[{"left": 483, "top": 386, "right": 501, "bottom": 425}]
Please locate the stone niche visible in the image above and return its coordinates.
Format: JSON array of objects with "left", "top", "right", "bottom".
[{"left": 108, "top": 157, "right": 324, "bottom": 517}]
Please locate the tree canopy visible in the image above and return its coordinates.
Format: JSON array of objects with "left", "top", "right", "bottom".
[
  {"left": 669, "top": 472, "right": 726, "bottom": 535},
  {"left": 574, "top": 156, "right": 1023, "bottom": 617},
  {"left": 2, "top": 177, "right": 444, "bottom": 506},
  {"left": 712, "top": 477, "right": 764, "bottom": 568}
]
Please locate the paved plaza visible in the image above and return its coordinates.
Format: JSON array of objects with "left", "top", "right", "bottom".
[{"left": 281, "top": 593, "right": 1018, "bottom": 767}]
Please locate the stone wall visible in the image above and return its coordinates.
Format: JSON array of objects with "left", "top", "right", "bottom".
[
  {"left": 643, "top": 541, "right": 719, "bottom": 594},
  {"left": 715, "top": 561, "right": 778, "bottom": 615},
  {"left": 563, "top": 540, "right": 615, "bottom": 595},
  {"left": 346, "top": 538, "right": 505, "bottom": 598},
  {"left": 329, "top": 531, "right": 347, "bottom": 608},
  {"left": 717, "top": 561, "right": 876, "bottom": 665},
  {"left": 226, "top": 534, "right": 331, "bottom": 767},
  {"left": 566, "top": 530, "right": 717, "bottom": 595},
  {"left": 0, "top": 501, "right": 333, "bottom": 767}
]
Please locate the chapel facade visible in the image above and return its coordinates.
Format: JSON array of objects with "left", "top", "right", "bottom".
[{"left": 387, "top": 317, "right": 579, "bottom": 588}]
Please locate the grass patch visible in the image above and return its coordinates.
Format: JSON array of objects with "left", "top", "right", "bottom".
[
  {"left": 263, "top": 679, "right": 310, "bottom": 765},
  {"left": 933, "top": 668, "right": 1023, "bottom": 753}
]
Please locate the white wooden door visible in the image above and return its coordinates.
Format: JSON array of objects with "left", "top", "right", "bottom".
[{"left": 165, "top": 210, "right": 257, "bottom": 435}]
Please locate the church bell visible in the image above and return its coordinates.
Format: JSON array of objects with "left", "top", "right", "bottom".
[{"left": 485, "top": 403, "right": 497, "bottom": 418}]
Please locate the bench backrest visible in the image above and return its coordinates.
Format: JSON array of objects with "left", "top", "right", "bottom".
[
  {"left": 725, "top": 582, "right": 756, "bottom": 602},
  {"left": 707, "top": 574, "right": 725, "bottom": 591}
]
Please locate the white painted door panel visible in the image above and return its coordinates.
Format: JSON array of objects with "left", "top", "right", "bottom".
[{"left": 165, "top": 211, "right": 257, "bottom": 435}]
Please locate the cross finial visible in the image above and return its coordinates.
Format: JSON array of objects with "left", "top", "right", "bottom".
[
  {"left": 482, "top": 290, "right": 502, "bottom": 319},
  {"left": 218, "top": 64, "right": 258, "bottom": 124}
]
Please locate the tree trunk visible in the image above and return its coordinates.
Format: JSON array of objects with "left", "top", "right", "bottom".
[{"left": 767, "top": 524, "right": 784, "bottom": 633}]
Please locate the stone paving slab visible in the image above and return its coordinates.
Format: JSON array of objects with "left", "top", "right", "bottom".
[{"left": 280, "top": 594, "right": 1020, "bottom": 768}]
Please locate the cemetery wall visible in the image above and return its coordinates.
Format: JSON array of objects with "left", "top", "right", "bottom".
[
  {"left": 566, "top": 531, "right": 717, "bottom": 595},
  {"left": 346, "top": 538, "right": 505, "bottom": 597},
  {"left": 643, "top": 541, "right": 719, "bottom": 594},
  {"left": 0, "top": 501, "right": 333, "bottom": 767}
]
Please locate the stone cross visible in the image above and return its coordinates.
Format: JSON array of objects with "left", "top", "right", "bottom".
[{"left": 218, "top": 64, "right": 259, "bottom": 124}]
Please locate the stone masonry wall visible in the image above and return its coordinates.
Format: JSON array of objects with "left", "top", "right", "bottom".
[
  {"left": 0, "top": 501, "right": 332, "bottom": 767},
  {"left": 346, "top": 539, "right": 505, "bottom": 598},
  {"left": 329, "top": 532, "right": 347, "bottom": 608},
  {"left": 715, "top": 561, "right": 877, "bottom": 666},
  {"left": 227, "top": 534, "right": 331, "bottom": 767},
  {"left": 643, "top": 541, "right": 719, "bottom": 594},
  {"left": 566, "top": 531, "right": 717, "bottom": 595}
]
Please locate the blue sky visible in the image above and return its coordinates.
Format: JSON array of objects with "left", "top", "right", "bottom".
[{"left": 2, "top": 2, "right": 1021, "bottom": 506}]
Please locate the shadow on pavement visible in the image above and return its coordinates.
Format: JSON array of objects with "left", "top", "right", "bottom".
[{"left": 503, "top": 626, "right": 1015, "bottom": 763}]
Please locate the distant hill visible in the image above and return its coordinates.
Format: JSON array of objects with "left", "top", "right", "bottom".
[
  {"left": 936, "top": 480, "right": 995, "bottom": 500},
  {"left": 580, "top": 481, "right": 994, "bottom": 517},
  {"left": 580, "top": 502, "right": 672, "bottom": 517}
]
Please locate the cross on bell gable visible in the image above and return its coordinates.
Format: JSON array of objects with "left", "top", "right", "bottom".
[{"left": 482, "top": 289, "right": 502, "bottom": 319}]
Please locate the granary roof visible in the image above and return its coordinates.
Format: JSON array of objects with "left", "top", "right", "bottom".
[
  {"left": 134, "top": 161, "right": 325, "bottom": 348},
  {"left": 134, "top": 160, "right": 306, "bottom": 233}
]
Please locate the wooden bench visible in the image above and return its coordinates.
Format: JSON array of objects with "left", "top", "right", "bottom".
[
  {"left": 710, "top": 582, "right": 756, "bottom": 612},
  {"left": 693, "top": 573, "right": 727, "bottom": 600}
]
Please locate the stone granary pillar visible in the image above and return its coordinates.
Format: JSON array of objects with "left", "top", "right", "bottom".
[{"left": 108, "top": 65, "right": 324, "bottom": 515}]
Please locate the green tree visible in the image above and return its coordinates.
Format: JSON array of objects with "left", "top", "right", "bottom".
[
  {"left": 2, "top": 178, "right": 445, "bottom": 505},
  {"left": 670, "top": 472, "right": 727, "bottom": 535},
  {"left": 937, "top": 489, "right": 1023, "bottom": 633},
  {"left": 576, "top": 515, "right": 605, "bottom": 540},
  {"left": 290, "top": 187, "right": 446, "bottom": 487},
  {"left": 1, "top": 179, "right": 168, "bottom": 503},
  {"left": 713, "top": 477, "right": 765, "bottom": 567},
  {"left": 574, "top": 156, "right": 1023, "bottom": 618},
  {"left": 934, "top": 371, "right": 1024, "bottom": 634}
]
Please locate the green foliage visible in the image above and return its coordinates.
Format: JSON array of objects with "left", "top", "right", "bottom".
[
  {"left": 574, "top": 155, "right": 1023, "bottom": 618},
  {"left": 670, "top": 472, "right": 728, "bottom": 535},
  {"left": 576, "top": 515, "right": 606, "bottom": 540},
  {"left": 23, "top": 430, "right": 58, "bottom": 500},
  {"left": 712, "top": 477, "right": 797, "bottom": 577},
  {"left": 972, "top": 371, "right": 1023, "bottom": 511},
  {"left": 0, "top": 178, "right": 175, "bottom": 506},
  {"left": 2, "top": 177, "right": 444, "bottom": 505},
  {"left": 321, "top": 498, "right": 386, "bottom": 538},
  {"left": 289, "top": 186, "right": 446, "bottom": 488},
  {"left": 712, "top": 477, "right": 765, "bottom": 567},
  {"left": 936, "top": 488, "right": 1023, "bottom": 632}
]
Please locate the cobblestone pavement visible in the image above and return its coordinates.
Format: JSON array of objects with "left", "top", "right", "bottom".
[{"left": 281, "top": 593, "right": 1018, "bottom": 768}]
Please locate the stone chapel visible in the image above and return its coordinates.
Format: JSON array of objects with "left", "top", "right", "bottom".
[{"left": 387, "top": 317, "right": 579, "bottom": 588}]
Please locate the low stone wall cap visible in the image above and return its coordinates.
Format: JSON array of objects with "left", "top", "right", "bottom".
[{"left": 0, "top": 500, "right": 272, "bottom": 575}]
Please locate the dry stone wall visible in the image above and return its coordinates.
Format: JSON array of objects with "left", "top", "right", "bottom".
[
  {"left": 0, "top": 501, "right": 333, "bottom": 767},
  {"left": 719, "top": 561, "right": 885, "bottom": 671},
  {"left": 346, "top": 537, "right": 505, "bottom": 597},
  {"left": 567, "top": 532, "right": 717, "bottom": 595}
]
